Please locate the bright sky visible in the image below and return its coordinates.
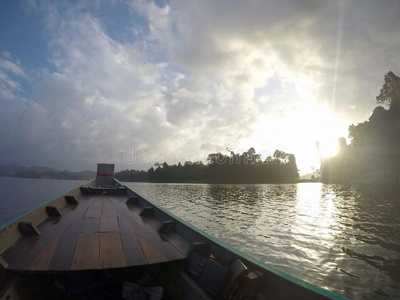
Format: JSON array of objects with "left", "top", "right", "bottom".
[{"left": 1, "top": 0, "right": 399, "bottom": 174}]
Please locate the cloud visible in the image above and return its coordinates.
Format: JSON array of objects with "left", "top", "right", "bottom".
[
  {"left": 163, "top": 0, "right": 399, "bottom": 124},
  {"left": 0, "top": 53, "right": 28, "bottom": 98},
  {"left": 1, "top": 0, "right": 400, "bottom": 173},
  {"left": 0, "top": 58, "right": 27, "bottom": 78}
]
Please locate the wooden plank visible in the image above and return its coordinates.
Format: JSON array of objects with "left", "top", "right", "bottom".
[
  {"left": 111, "top": 197, "right": 186, "bottom": 262},
  {"left": 3, "top": 197, "right": 88, "bottom": 271},
  {"left": 70, "top": 233, "right": 100, "bottom": 270},
  {"left": 86, "top": 200, "right": 103, "bottom": 218},
  {"left": 81, "top": 217, "right": 100, "bottom": 233},
  {"left": 100, "top": 232, "right": 125, "bottom": 268},
  {"left": 102, "top": 199, "right": 117, "bottom": 217},
  {"left": 118, "top": 217, "right": 148, "bottom": 266},
  {"left": 4, "top": 195, "right": 186, "bottom": 271},
  {"left": 0, "top": 188, "right": 80, "bottom": 256},
  {"left": 160, "top": 231, "right": 191, "bottom": 255},
  {"left": 99, "top": 217, "right": 119, "bottom": 232},
  {"left": 134, "top": 222, "right": 186, "bottom": 261},
  {"left": 59, "top": 203, "right": 77, "bottom": 215},
  {"left": 137, "top": 233, "right": 166, "bottom": 264},
  {"left": 1, "top": 236, "right": 38, "bottom": 269},
  {"left": 127, "top": 204, "right": 142, "bottom": 214},
  {"left": 142, "top": 216, "right": 161, "bottom": 231},
  {"left": 48, "top": 217, "right": 84, "bottom": 271},
  {"left": 28, "top": 233, "right": 63, "bottom": 270},
  {"left": 110, "top": 197, "right": 150, "bottom": 266}
]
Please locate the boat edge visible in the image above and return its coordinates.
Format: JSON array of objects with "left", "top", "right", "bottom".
[
  {"left": 119, "top": 180, "right": 351, "bottom": 300},
  {"left": 0, "top": 179, "right": 93, "bottom": 231}
]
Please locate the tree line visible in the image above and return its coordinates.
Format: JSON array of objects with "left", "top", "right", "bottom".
[
  {"left": 321, "top": 71, "right": 400, "bottom": 187},
  {"left": 115, "top": 148, "right": 299, "bottom": 183}
]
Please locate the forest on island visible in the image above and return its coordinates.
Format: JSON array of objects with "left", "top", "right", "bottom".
[
  {"left": 115, "top": 148, "right": 299, "bottom": 183},
  {"left": 321, "top": 71, "right": 400, "bottom": 187},
  {"left": 118, "top": 71, "right": 400, "bottom": 186}
]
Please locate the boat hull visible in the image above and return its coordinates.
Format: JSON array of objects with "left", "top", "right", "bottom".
[
  {"left": 120, "top": 179, "right": 349, "bottom": 300},
  {"left": 0, "top": 177, "right": 349, "bottom": 300}
]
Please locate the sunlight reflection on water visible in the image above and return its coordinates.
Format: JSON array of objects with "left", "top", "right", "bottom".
[{"left": 126, "top": 182, "right": 400, "bottom": 300}]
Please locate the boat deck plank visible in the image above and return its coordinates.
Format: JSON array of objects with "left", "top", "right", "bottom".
[
  {"left": 118, "top": 217, "right": 148, "bottom": 266},
  {"left": 2, "top": 236, "right": 38, "bottom": 269},
  {"left": 142, "top": 215, "right": 161, "bottom": 231},
  {"left": 2, "top": 196, "right": 91, "bottom": 270},
  {"left": 113, "top": 198, "right": 186, "bottom": 262},
  {"left": 49, "top": 217, "right": 85, "bottom": 271},
  {"left": 101, "top": 198, "right": 117, "bottom": 217},
  {"left": 2, "top": 194, "right": 186, "bottom": 271},
  {"left": 81, "top": 217, "right": 100, "bottom": 233},
  {"left": 160, "top": 231, "right": 191, "bottom": 255},
  {"left": 28, "top": 233, "right": 63, "bottom": 270},
  {"left": 137, "top": 233, "right": 167, "bottom": 264},
  {"left": 86, "top": 199, "right": 103, "bottom": 218},
  {"left": 100, "top": 217, "right": 119, "bottom": 232},
  {"left": 100, "top": 232, "right": 125, "bottom": 268},
  {"left": 71, "top": 232, "right": 101, "bottom": 270},
  {"left": 58, "top": 203, "right": 78, "bottom": 215}
]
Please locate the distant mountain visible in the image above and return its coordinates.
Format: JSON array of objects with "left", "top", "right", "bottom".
[
  {"left": 0, "top": 164, "right": 95, "bottom": 180},
  {"left": 0, "top": 164, "right": 58, "bottom": 174}
]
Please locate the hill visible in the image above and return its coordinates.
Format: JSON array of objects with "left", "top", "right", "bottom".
[{"left": 0, "top": 164, "right": 95, "bottom": 180}]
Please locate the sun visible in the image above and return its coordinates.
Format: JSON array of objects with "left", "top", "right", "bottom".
[
  {"left": 250, "top": 100, "right": 348, "bottom": 175},
  {"left": 316, "top": 138, "right": 340, "bottom": 160}
]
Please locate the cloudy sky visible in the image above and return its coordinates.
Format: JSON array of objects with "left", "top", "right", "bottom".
[{"left": 1, "top": 0, "right": 399, "bottom": 174}]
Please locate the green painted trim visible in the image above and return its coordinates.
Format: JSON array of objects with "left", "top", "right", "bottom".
[
  {"left": 120, "top": 180, "right": 350, "bottom": 300},
  {"left": 0, "top": 180, "right": 90, "bottom": 231}
]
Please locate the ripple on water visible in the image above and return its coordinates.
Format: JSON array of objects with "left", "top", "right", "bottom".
[{"left": 126, "top": 182, "right": 400, "bottom": 300}]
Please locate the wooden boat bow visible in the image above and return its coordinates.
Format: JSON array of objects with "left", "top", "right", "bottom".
[{"left": 0, "top": 164, "right": 350, "bottom": 300}]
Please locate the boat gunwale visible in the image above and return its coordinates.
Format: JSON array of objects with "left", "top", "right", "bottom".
[
  {"left": 0, "top": 179, "right": 93, "bottom": 232},
  {"left": 120, "top": 179, "right": 350, "bottom": 300},
  {"left": 0, "top": 177, "right": 351, "bottom": 299}
]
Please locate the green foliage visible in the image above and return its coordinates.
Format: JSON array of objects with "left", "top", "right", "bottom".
[
  {"left": 349, "top": 106, "right": 400, "bottom": 147},
  {"left": 114, "top": 169, "right": 148, "bottom": 182},
  {"left": 206, "top": 148, "right": 299, "bottom": 183},
  {"left": 118, "top": 148, "right": 299, "bottom": 183},
  {"left": 321, "top": 71, "right": 400, "bottom": 185},
  {"left": 376, "top": 71, "right": 400, "bottom": 109},
  {"left": 148, "top": 161, "right": 206, "bottom": 182}
]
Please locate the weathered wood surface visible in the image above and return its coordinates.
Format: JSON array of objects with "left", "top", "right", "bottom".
[
  {"left": 28, "top": 233, "right": 63, "bottom": 270},
  {"left": 71, "top": 232, "right": 101, "bottom": 270},
  {"left": 1, "top": 194, "right": 186, "bottom": 271},
  {"left": 100, "top": 232, "right": 125, "bottom": 268},
  {"left": 118, "top": 217, "right": 148, "bottom": 266},
  {"left": 49, "top": 217, "right": 85, "bottom": 270},
  {"left": 99, "top": 217, "right": 119, "bottom": 232},
  {"left": 81, "top": 217, "right": 101, "bottom": 233}
]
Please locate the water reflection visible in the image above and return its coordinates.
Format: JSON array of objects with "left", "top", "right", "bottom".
[
  {"left": 206, "top": 185, "right": 263, "bottom": 230},
  {"left": 127, "top": 182, "right": 400, "bottom": 299}
]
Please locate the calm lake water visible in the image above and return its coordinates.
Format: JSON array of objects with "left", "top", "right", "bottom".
[
  {"left": 0, "top": 178, "right": 399, "bottom": 299},
  {"left": 125, "top": 182, "right": 400, "bottom": 300},
  {"left": 0, "top": 177, "right": 85, "bottom": 226}
]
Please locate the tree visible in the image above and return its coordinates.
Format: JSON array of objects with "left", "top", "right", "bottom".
[
  {"left": 207, "top": 153, "right": 227, "bottom": 165},
  {"left": 273, "top": 150, "right": 288, "bottom": 164},
  {"left": 323, "top": 71, "right": 400, "bottom": 185},
  {"left": 376, "top": 71, "right": 400, "bottom": 111}
]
